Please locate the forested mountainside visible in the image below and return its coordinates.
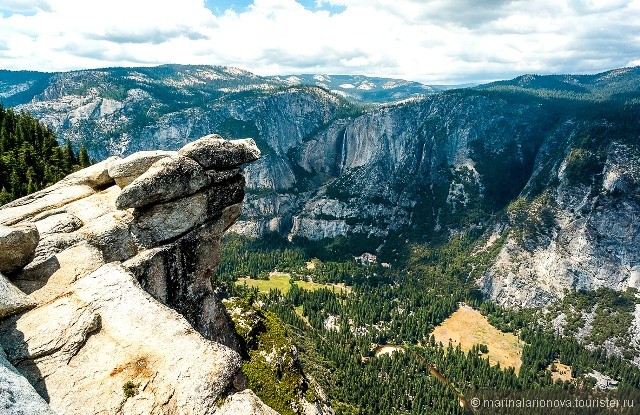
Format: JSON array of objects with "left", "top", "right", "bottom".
[
  {"left": 216, "top": 234, "right": 640, "bottom": 415},
  {"left": 1, "top": 64, "right": 638, "bottom": 308}
]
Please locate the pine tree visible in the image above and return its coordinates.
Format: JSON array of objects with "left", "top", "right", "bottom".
[
  {"left": 63, "top": 138, "right": 76, "bottom": 169},
  {"left": 78, "top": 145, "right": 90, "bottom": 168},
  {"left": 0, "top": 187, "right": 12, "bottom": 205}
]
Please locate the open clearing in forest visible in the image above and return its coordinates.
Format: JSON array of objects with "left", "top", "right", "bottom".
[
  {"left": 237, "top": 274, "right": 291, "bottom": 293},
  {"left": 431, "top": 305, "right": 524, "bottom": 374},
  {"left": 548, "top": 361, "right": 575, "bottom": 382},
  {"left": 236, "top": 273, "right": 351, "bottom": 295},
  {"left": 374, "top": 345, "right": 405, "bottom": 357}
]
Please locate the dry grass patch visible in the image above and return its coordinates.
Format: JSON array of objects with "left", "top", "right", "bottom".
[
  {"left": 237, "top": 274, "right": 292, "bottom": 294},
  {"left": 431, "top": 305, "right": 524, "bottom": 374},
  {"left": 549, "top": 361, "right": 574, "bottom": 382},
  {"left": 237, "top": 273, "right": 351, "bottom": 295}
]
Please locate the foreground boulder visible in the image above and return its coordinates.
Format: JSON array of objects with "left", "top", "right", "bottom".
[
  {"left": 0, "top": 224, "right": 39, "bottom": 274},
  {"left": 115, "top": 155, "right": 210, "bottom": 210},
  {"left": 179, "top": 135, "right": 261, "bottom": 169},
  {"left": 1, "top": 264, "right": 240, "bottom": 415},
  {"left": 1, "top": 345, "right": 57, "bottom": 415},
  {"left": 107, "top": 150, "right": 176, "bottom": 188},
  {"left": 0, "top": 135, "right": 279, "bottom": 415},
  {"left": 217, "top": 389, "right": 279, "bottom": 415},
  {"left": 0, "top": 272, "right": 35, "bottom": 319}
]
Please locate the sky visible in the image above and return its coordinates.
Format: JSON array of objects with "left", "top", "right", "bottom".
[{"left": 0, "top": 0, "right": 638, "bottom": 84}]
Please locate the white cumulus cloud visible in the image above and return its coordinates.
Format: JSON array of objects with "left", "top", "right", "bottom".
[{"left": 0, "top": 0, "right": 638, "bottom": 83}]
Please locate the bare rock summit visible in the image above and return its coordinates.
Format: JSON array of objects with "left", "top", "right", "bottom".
[{"left": 179, "top": 135, "right": 261, "bottom": 169}]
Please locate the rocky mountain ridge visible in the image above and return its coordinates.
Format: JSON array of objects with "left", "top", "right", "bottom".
[
  {"left": 268, "top": 73, "right": 447, "bottom": 103},
  {"left": 0, "top": 65, "right": 439, "bottom": 108},
  {"left": 0, "top": 136, "right": 296, "bottom": 414},
  {"left": 1, "top": 65, "right": 639, "bottom": 309}
]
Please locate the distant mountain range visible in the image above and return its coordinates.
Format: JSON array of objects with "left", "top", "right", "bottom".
[
  {"left": 269, "top": 73, "right": 460, "bottom": 102},
  {"left": 0, "top": 65, "right": 455, "bottom": 108},
  {"left": 0, "top": 64, "right": 639, "bottom": 311},
  {"left": 480, "top": 68, "right": 640, "bottom": 97}
]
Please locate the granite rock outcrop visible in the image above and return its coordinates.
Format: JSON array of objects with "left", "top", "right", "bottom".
[
  {"left": 0, "top": 224, "right": 39, "bottom": 274},
  {"left": 0, "top": 136, "right": 278, "bottom": 414}
]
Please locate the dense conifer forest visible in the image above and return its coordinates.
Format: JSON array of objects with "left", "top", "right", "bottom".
[
  {"left": 217, "top": 233, "right": 640, "bottom": 415},
  {"left": 0, "top": 105, "right": 90, "bottom": 205}
]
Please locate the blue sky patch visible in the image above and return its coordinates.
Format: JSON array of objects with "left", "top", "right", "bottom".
[
  {"left": 205, "top": 0, "right": 346, "bottom": 16},
  {"left": 0, "top": 8, "right": 35, "bottom": 18},
  {"left": 297, "top": 1, "right": 346, "bottom": 15},
  {"left": 205, "top": 0, "right": 254, "bottom": 15}
]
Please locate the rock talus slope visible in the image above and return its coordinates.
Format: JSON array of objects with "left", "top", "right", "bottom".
[{"left": 0, "top": 136, "right": 279, "bottom": 414}]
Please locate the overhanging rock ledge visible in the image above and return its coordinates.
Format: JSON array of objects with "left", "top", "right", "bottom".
[{"left": 0, "top": 135, "right": 278, "bottom": 415}]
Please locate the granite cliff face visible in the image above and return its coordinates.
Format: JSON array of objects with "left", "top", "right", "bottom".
[
  {"left": 479, "top": 140, "right": 640, "bottom": 307},
  {"left": 236, "top": 91, "right": 546, "bottom": 240},
  {"left": 1, "top": 65, "right": 640, "bottom": 310},
  {"left": 0, "top": 136, "right": 283, "bottom": 414}
]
